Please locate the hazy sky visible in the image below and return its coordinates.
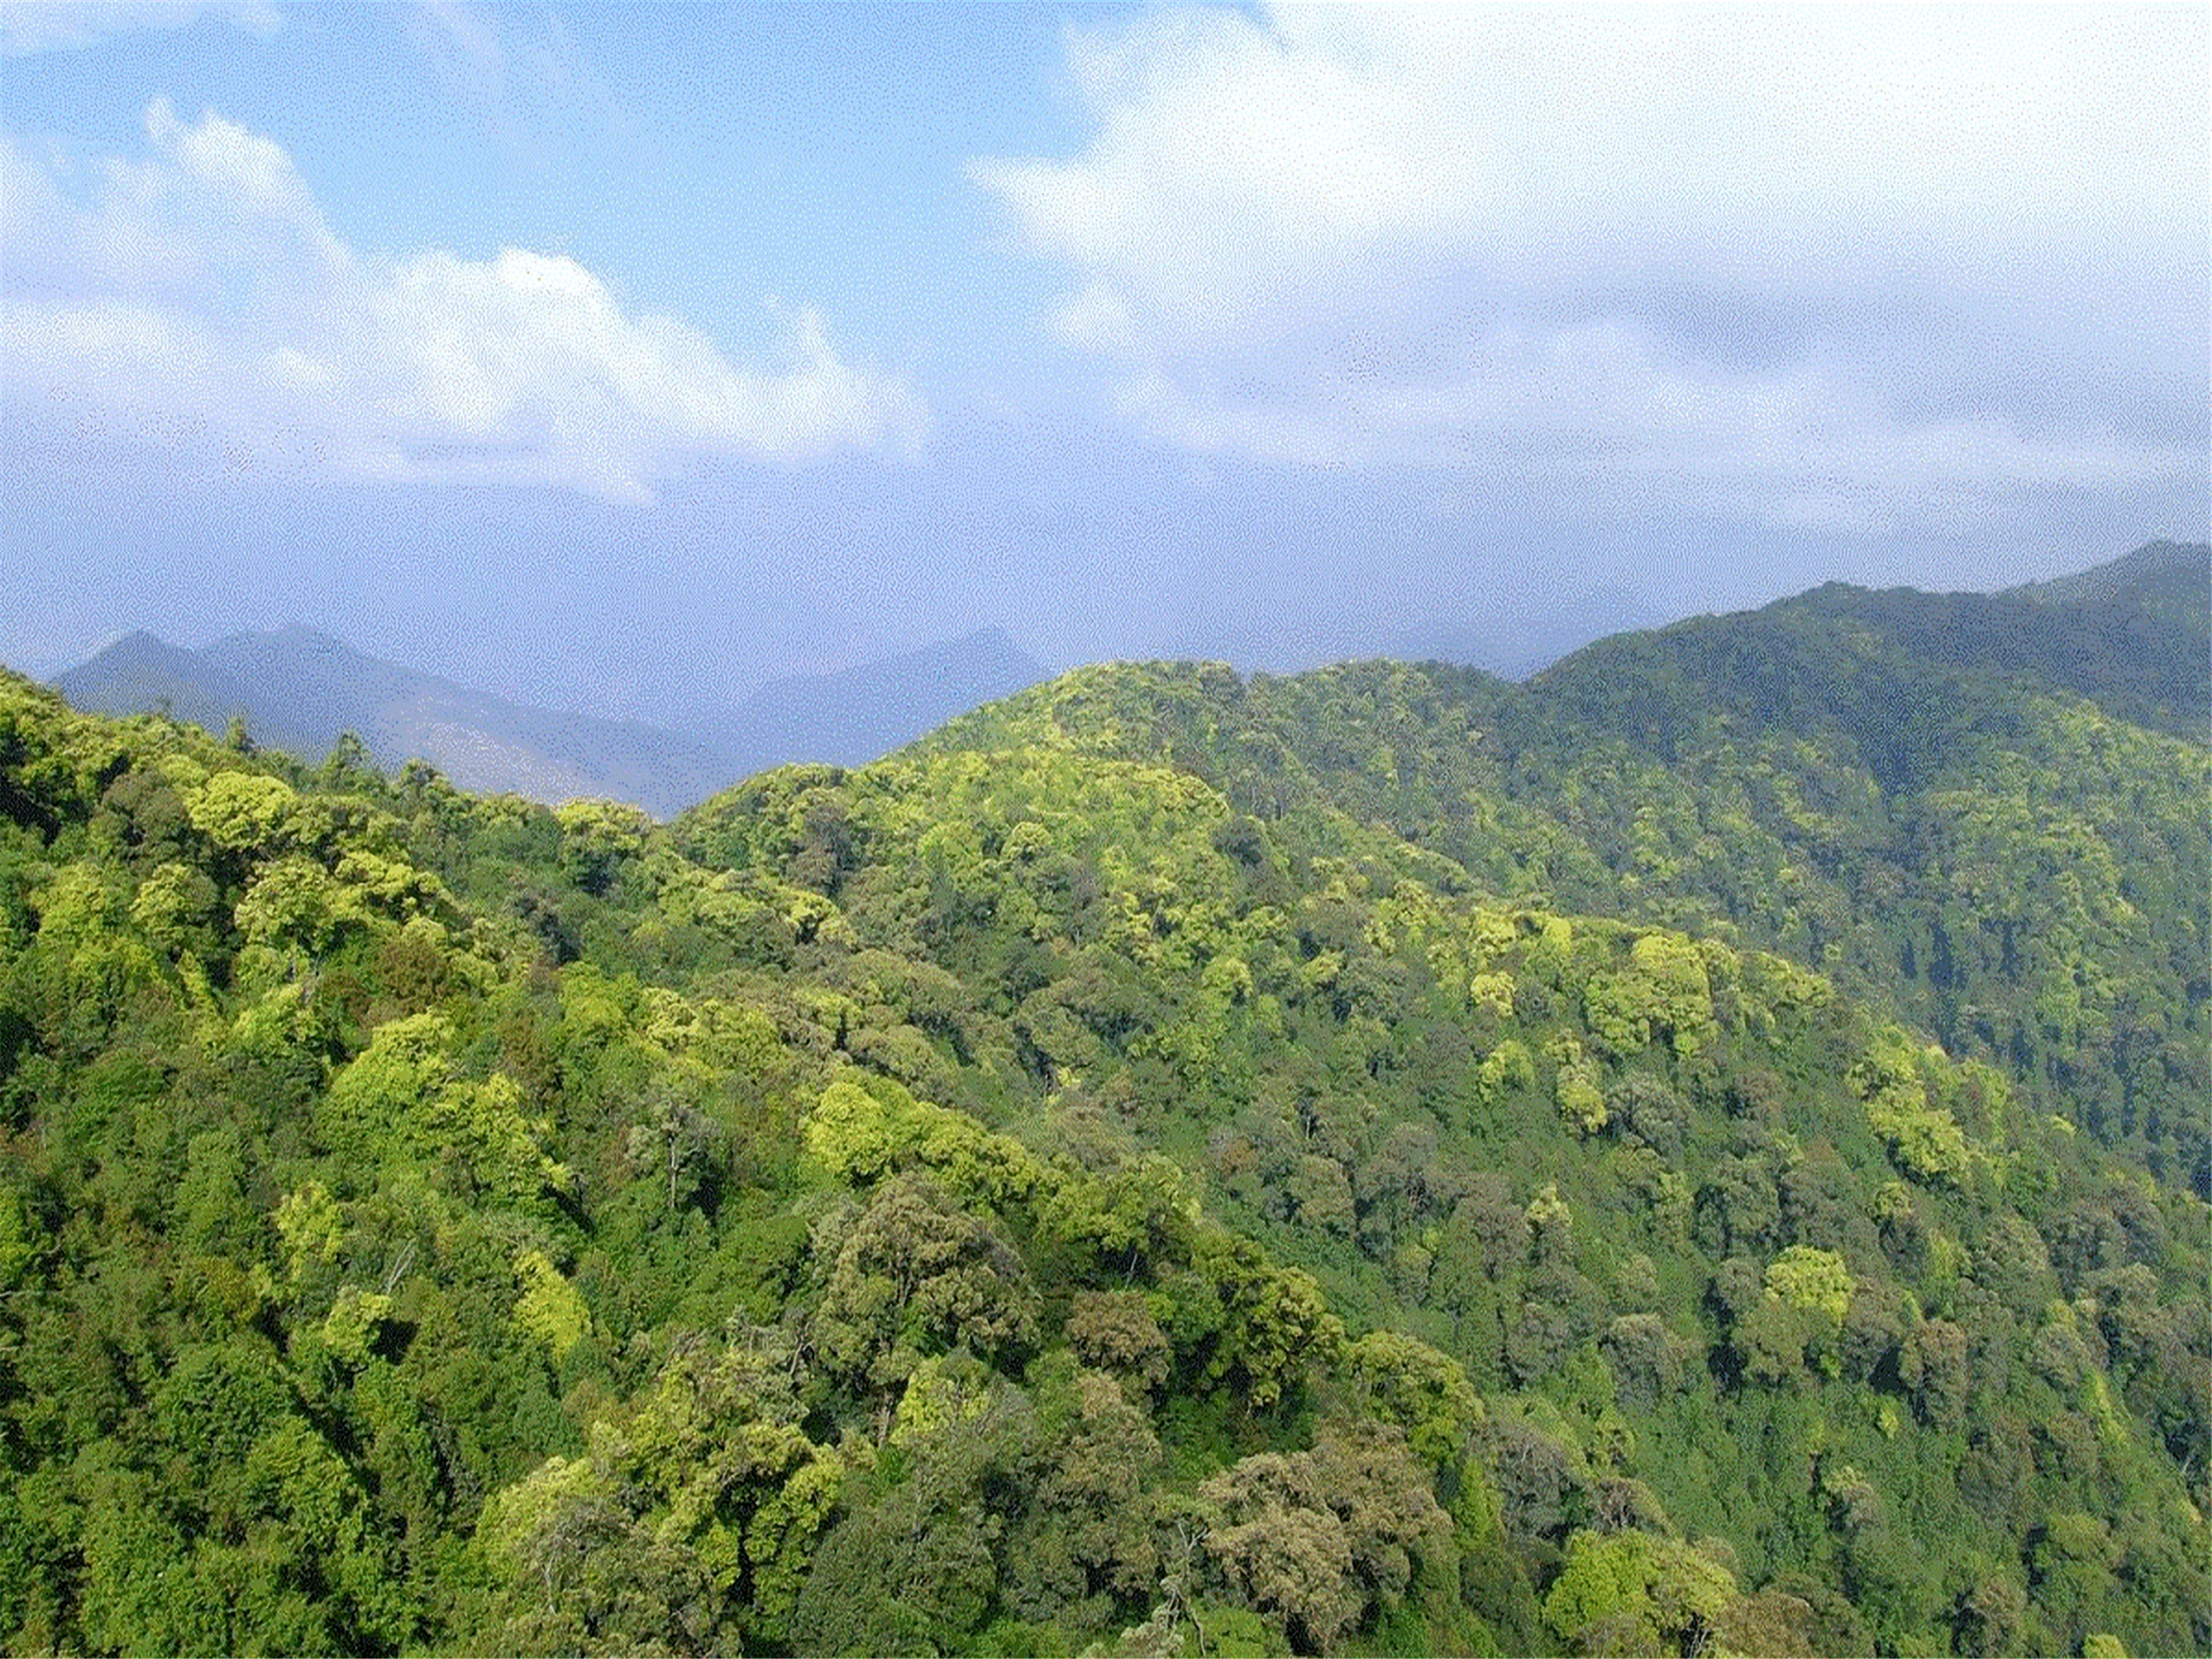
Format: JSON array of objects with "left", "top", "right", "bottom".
[{"left": 4, "top": 2, "right": 2205, "bottom": 720}]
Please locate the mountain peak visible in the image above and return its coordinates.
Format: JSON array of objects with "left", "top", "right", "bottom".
[{"left": 55, "top": 619, "right": 1057, "bottom": 815}]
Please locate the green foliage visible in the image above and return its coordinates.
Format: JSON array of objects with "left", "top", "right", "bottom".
[
  {"left": 1850, "top": 1027, "right": 1976, "bottom": 1186},
  {"left": 1764, "top": 1246, "right": 1853, "bottom": 1328},
  {"left": 5, "top": 578, "right": 2208, "bottom": 1659},
  {"left": 805, "top": 1073, "right": 1045, "bottom": 1208},
  {"left": 511, "top": 1249, "right": 591, "bottom": 1359},
  {"left": 1585, "top": 931, "right": 1715, "bottom": 1058},
  {"left": 924, "top": 569, "right": 2210, "bottom": 1202},
  {"left": 1344, "top": 1328, "right": 1484, "bottom": 1472},
  {"left": 1199, "top": 1421, "right": 1452, "bottom": 1652},
  {"left": 811, "top": 1171, "right": 1041, "bottom": 1389},
  {"left": 1542, "top": 1528, "right": 1737, "bottom": 1655}
]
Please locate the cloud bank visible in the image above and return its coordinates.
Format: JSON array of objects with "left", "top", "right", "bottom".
[
  {"left": 3, "top": 100, "right": 927, "bottom": 501},
  {"left": 977, "top": 4, "right": 2208, "bottom": 534}
]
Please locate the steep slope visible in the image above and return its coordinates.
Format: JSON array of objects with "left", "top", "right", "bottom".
[
  {"left": 2009, "top": 536, "right": 2210, "bottom": 620},
  {"left": 0, "top": 675, "right": 1501, "bottom": 1656},
  {"left": 1534, "top": 538, "right": 2208, "bottom": 764},
  {"left": 918, "top": 544, "right": 2211, "bottom": 1198},
  {"left": 6, "top": 666, "right": 2205, "bottom": 1655},
  {"left": 660, "top": 727, "right": 2212, "bottom": 1656}
]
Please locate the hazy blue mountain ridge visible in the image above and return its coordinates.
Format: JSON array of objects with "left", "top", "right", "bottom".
[
  {"left": 59, "top": 624, "right": 736, "bottom": 818},
  {"left": 51, "top": 630, "right": 278, "bottom": 750},
  {"left": 43, "top": 539, "right": 2200, "bottom": 818},
  {"left": 691, "top": 625, "right": 1050, "bottom": 773},
  {"left": 53, "top": 622, "right": 1050, "bottom": 818}
]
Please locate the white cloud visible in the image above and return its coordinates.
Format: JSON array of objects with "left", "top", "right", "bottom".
[
  {"left": 976, "top": 4, "right": 2208, "bottom": 533},
  {"left": 0, "top": 2, "right": 276, "bottom": 57},
  {"left": 3, "top": 102, "right": 927, "bottom": 500}
]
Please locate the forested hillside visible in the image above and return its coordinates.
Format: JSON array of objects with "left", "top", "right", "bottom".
[
  {"left": 923, "top": 542, "right": 2211, "bottom": 1202},
  {"left": 1, "top": 547, "right": 2204, "bottom": 1657}
]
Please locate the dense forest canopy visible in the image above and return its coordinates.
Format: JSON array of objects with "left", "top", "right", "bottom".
[
  {"left": 0, "top": 545, "right": 2204, "bottom": 1657},
  {"left": 923, "top": 544, "right": 2211, "bottom": 1201}
]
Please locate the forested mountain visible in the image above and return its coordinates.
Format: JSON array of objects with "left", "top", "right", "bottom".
[
  {"left": 1, "top": 543, "right": 2204, "bottom": 1657},
  {"left": 923, "top": 542, "right": 2211, "bottom": 1201},
  {"left": 2007, "top": 538, "right": 2209, "bottom": 634}
]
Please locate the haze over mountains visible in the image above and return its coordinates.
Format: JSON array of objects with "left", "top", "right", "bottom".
[
  {"left": 698, "top": 627, "right": 1055, "bottom": 776},
  {"left": 54, "top": 623, "right": 1051, "bottom": 819},
  {"left": 43, "top": 539, "right": 2205, "bottom": 821},
  {"left": 49, "top": 579, "right": 1666, "bottom": 816}
]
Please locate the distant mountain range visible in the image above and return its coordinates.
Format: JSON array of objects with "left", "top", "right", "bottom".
[
  {"left": 54, "top": 624, "right": 1048, "bottom": 817},
  {"left": 692, "top": 627, "right": 1054, "bottom": 773},
  {"left": 44, "top": 539, "right": 2201, "bottom": 817}
]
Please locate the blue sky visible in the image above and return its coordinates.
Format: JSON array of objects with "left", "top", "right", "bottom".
[{"left": 4, "top": 2, "right": 2206, "bottom": 722}]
